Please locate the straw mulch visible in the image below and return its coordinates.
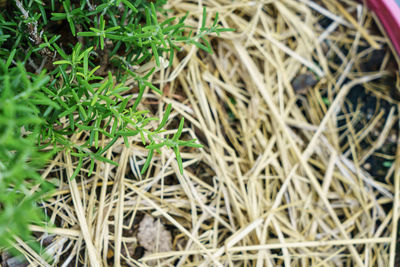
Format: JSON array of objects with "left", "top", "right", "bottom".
[{"left": 9, "top": 0, "right": 400, "bottom": 266}]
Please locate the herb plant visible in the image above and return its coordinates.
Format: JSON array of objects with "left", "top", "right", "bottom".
[{"left": 0, "top": 0, "right": 232, "bottom": 254}]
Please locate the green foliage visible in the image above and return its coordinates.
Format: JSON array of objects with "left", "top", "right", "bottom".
[
  {"left": 0, "top": 0, "right": 233, "bottom": 255},
  {"left": 0, "top": 58, "right": 54, "bottom": 250}
]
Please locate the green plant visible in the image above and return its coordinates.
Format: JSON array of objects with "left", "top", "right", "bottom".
[
  {"left": 0, "top": 0, "right": 233, "bottom": 256},
  {"left": 0, "top": 58, "right": 55, "bottom": 250}
]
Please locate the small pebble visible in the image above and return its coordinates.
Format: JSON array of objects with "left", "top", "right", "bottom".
[
  {"left": 363, "top": 163, "right": 371, "bottom": 171},
  {"left": 291, "top": 72, "right": 318, "bottom": 94}
]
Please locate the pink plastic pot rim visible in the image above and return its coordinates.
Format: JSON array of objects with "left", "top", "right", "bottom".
[{"left": 366, "top": 0, "right": 400, "bottom": 57}]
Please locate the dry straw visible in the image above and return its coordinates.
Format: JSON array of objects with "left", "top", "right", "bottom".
[{"left": 12, "top": 0, "right": 400, "bottom": 266}]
